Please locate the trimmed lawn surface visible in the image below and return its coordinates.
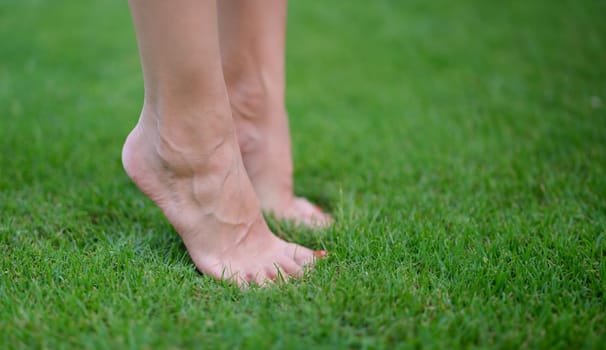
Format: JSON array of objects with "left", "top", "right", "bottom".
[{"left": 1, "top": 0, "right": 605, "bottom": 348}]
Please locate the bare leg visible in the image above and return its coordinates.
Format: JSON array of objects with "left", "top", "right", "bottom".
[
  {"left": 123, "top": 0, "right": 324, "bottom": 286},
  {"left": 218, "top": 0, "right": 332, "bottom": 227}
]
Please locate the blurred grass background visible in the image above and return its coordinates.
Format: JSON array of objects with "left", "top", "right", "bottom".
[{"left": 1, "top": 0, "right": 605, "bottom": 348}]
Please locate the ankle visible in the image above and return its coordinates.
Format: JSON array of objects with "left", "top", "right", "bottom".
[
  {"left": 225, "top": 73, "right": 284, "bottom": 122},
  {"left": 140, "top": 100, "right": 234, "bottom": 148}
]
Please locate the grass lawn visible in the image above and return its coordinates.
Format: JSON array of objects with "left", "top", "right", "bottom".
[{"left": 1, "top": 0, "right": 605, "bottom": 348}]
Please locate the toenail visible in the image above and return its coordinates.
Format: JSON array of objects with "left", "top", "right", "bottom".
[{"left": 313, "top": 250, "right": 327, "bottom": 258}]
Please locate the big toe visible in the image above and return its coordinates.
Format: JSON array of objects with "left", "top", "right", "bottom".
[{"left": 285, "top": 242, "right": 326, "bottom": 267}]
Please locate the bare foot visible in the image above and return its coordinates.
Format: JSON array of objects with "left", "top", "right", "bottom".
[
  {"left": 122, "top": 109, "right": 325, "bottom": 286},
  {"left": 237, "top": 122, "right": 333, "bottom": 228},
  {"left": 217, "top": 0, "right": 332, "bottom": 228},
  {"left": 231, "top": 97, "right": 333, "bottom": 228}
]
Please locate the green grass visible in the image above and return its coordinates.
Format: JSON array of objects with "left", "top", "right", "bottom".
[{"left": 1, "top": 0, "right": 605, "bottom": 348}]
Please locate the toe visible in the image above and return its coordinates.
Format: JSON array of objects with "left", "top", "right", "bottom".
[
  {"left": 234, "top": 275, "right": 249, "bottom": 288},
  {"left": 286, "top": 243, "right": 316, "bottom": 267},
  {"left": 253, "top": 271, "right": 273, "bottom": 287},
  {"left": 279, "top": 258, "right": 304, "bottom": 279},
  {"left": 211, "top": 268, "right": 248, "bottom": 288},
  {"left": 205, "top": 262, "right": 252, "bottom": 288},
  {"left": 266, "top": 263, "right": 292, "bottom": 283}
]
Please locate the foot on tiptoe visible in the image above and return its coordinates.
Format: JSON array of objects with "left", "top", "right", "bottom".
[
  {"left": 229, "top": 87, "right": 333, "bottom": 228},
  {"left": 122, "top": 107, "right": 325, "bottom": 287}
]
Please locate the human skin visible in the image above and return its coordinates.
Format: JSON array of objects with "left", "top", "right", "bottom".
[
  {"left": 218, "top": 0, "right": 332, "bottom": 227},
  {"left": 122, "top": 0, "right": 325, "bottom": 286}
]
